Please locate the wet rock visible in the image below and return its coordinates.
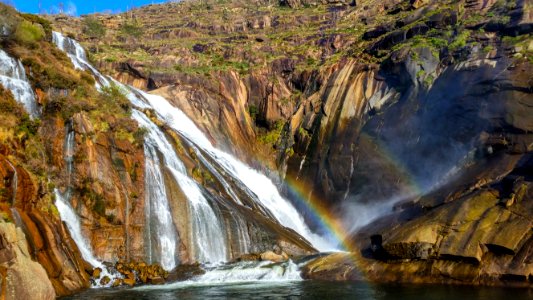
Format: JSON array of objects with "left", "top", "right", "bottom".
[
  {"left": 149, "top": 276, "right": 165, "bottom": 285},
  {"left": 236, "top": 253, "right": 261, "bottom": 262},
  {"left": 111, "top": 279, "right": 123, "bottom": 287},
  {"left": 166, "top": 263, "right": 205, "bottom": 282},
  {"left": 260, "top": 251, "right": 289, "bottom": 262},
  {"left": 92, "top": 268, "right": 102, "bottom": 279},
  {"left": 123, "top": 278, "right": 136, "bottom": 287},
  {"left": 99, "top": 276, "right": 111, "bottom": 286}
]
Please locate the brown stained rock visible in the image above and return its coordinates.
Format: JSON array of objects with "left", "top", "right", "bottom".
[
  {"left": 301, "top": 252, "right": 361, "bottom": 281},
  {"left": 123, "top": 278, "right": 136, "bottom": 287},
  {"left": 99, "top": 276, "right": 111, "bottom": 286},
  {"left": 149, "top": 276, "right": 165, "bottom": 285},
  {"left": 92, "top": 268, "right": 102, "bottom": 279},
  {"left": 0, "top": 220, "right": 56, "bottom": 300},
  {"left": 66, "top": 110, "right": 146, "bottom": 264},
  {"left": 260, "top": 251, "right": 289, "bottom": 263},
  {"left": 236, "top": 253, "right": 261, "bottom": 262},
  {"left": 111, "top": 279, "right": 123, "bottom": 287}
]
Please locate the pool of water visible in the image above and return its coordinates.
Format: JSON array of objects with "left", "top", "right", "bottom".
[{"left": 62, "top": 280, "right": 533, "bottom": 300}]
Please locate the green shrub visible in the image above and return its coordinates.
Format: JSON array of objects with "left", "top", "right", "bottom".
[
  {"left": 248, "top": 104, "right": 259, "bottom": 121},
  {"left": 120, "top": 20, "right": 143, "bottom": 39},
  {"left": 449, "top": 30, "right": 471, "bottom": 51},
  {"left": 20, "top": 13, "right": 52, "bottom": 37},
  {"left": 14, "top": 20, "right": 44, "bottom": 46},
  {"left": 83, "top": 16, "right": 106, "bottom": 39}
]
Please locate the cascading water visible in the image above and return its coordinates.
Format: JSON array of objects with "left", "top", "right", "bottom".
[
  {"left": 54, "top": 190, "right": 120, "bottom": 287},
  {"left": 133, "top": 91, "right": 333, "bottom": 251},
  {"left": 54, "top": 125, "right": 119, "bottom": 287},
  {"left": 0, "top": 49, "right": 39, "bottom": 117},
  {"left": 137, "top": 260, "right": 302, "bottom": 291},
  {"left": 54, "top": 190, "right": 104, "bottom": 269},
  {"left": 64, "top": 123, "right": 75, "bottom": 198},
  {"left": 51, "top": 31, "right": 335, "bottom": 273},
  {"left": 134, "top": 110, "right": 226, "bottom": 265},
  {"left": 52, "top": 32, "right": 110, "bottom": 88}
]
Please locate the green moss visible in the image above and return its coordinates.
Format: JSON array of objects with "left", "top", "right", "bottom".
[
  {"left": 258, "top": 120, "right": 285, "bottom": 145},
  {"left": 49, "top": 204, "right": 60, "bottom": 218},
  {"left": 449, "top": 30, "right": 471, "bottom": 51},
  {"left": 13, "top": 20, "right": 44, "bottom": 47},
  {"left": 248, "top": 104, "right": 259, "bottom": 121},
  {"left": 20, "top": 13, "right": 52, "bottom": 37}
]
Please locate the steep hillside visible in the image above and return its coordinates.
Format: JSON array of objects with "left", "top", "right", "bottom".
[
  {"left": 1, "top": 2, "right": 323, "bottom": 298},
  {"left": 50, "top": 0, "right": 532, "bottom": 287},
  {"left": 0, "top": 0, "right": 530, "bottom": 297}
]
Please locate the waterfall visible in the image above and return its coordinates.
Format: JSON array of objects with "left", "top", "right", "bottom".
[
  {"left": 51, "top": 31, "right": 334, "bottom": 270},
  {"left": 55, "top": 190, "right": 104, "bottom": 269},
  {"left": 0, "top": 49, "right": 39, "bottom": 117},
  {"left": 52, "top": 32, "right": 110, "bottom": 88},
  {"left": 64, "top": 123, "right": 75, "bottom": 199},
  {"left": 137, "top": 260, "right": 301, "bottom": 291},
  {"left": 134, "top": 91, "right": 332, "bottom": 251},
  {"left": 134, "top": 111, "right": 225, "bottom": 265},
  {"left": 54, "top": 125, "right": 119, "bottom": 287}
]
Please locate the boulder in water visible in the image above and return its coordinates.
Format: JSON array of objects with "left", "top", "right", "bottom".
[
  {"left": 92, "top": 268, "right": 102, "bottom": 279},
  {"left": 111, "top": 279, "right": 123, "bottom": 287},
  {"left": 260, "top": 251, "right": 289, "bottom": 263},
  {"left": 123, "top": 278, "right": 136, "bottom": 287},
  {"left": 235, "top": 253, "right": 261, "bottom": 262},
  {"left": 99, "top": 276, "right": 111, "bottom": 286}
]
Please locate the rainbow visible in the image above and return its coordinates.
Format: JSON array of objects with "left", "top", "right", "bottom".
[{"left": 279, "top": 132, "right": 423, "bottom": 277}]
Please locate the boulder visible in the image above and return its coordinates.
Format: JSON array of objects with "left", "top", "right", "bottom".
[
  {"left": 123, "top": 278, "right": 136, "bottom": 287},
  {"left": 0, "top": 220, "right": 56, "bottom": 300},
  {"left": 260, "top": 251, "right": 289, "bottom": 262}
]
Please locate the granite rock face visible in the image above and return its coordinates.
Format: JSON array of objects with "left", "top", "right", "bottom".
[{"left": 0, "top": 220, "right": 56, "bottom": 300}]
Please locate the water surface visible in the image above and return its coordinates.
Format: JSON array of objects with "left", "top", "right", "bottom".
[{"left": 62, "top": 281, "right": 533, "bottom": 300}]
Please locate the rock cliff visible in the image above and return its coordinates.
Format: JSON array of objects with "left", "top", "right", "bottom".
[
  {"left": 51, "top": 0, "right": 531, "bottom": 287},
  {"left": 0, "top": 0, "right": 530, "bottom": 295}
]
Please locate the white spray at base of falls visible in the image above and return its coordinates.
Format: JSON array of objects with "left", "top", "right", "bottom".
[
  {"left": 0, "top": 49, "right": 39, "bottom": 117},
  {"left": 137, "top": 260, "right": 302, "bottom": 291}
]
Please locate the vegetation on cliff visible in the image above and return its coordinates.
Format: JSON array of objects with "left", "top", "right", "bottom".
[{"left": 47, "top": 0, "right": 532, "bottom": 288}]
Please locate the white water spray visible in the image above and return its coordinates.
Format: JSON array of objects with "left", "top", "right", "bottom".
[
  {"left": 0, "top": 49, "right": 39, "bottom": 117},
  {"left": 51, "top": 31, "right": 335, "bottom": 270},
  {"left": 138, "top": 260, "right": 302, "bottom": 291}
]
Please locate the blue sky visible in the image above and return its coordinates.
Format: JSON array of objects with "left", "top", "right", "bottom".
[{"left": 6, "top": 0, "right": 171, "bottom": 15}]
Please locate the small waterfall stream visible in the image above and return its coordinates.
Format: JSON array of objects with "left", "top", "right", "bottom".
[
  {"left": 54, "top": 125, "right": 119, "bottom": 287},
  {"left": 51, "top": 32, "right": 334, "bottom": 280},
  {"left": 0, "top": 49, "right": 39, "bottom": 117}
]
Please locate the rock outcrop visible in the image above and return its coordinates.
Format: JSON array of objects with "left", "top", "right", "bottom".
[
  {"left": 0, "top": 220, "right": 56, "bottom": 300},
  {"left": 0, "top": 0, "right": 531, "bottom": 294}
]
